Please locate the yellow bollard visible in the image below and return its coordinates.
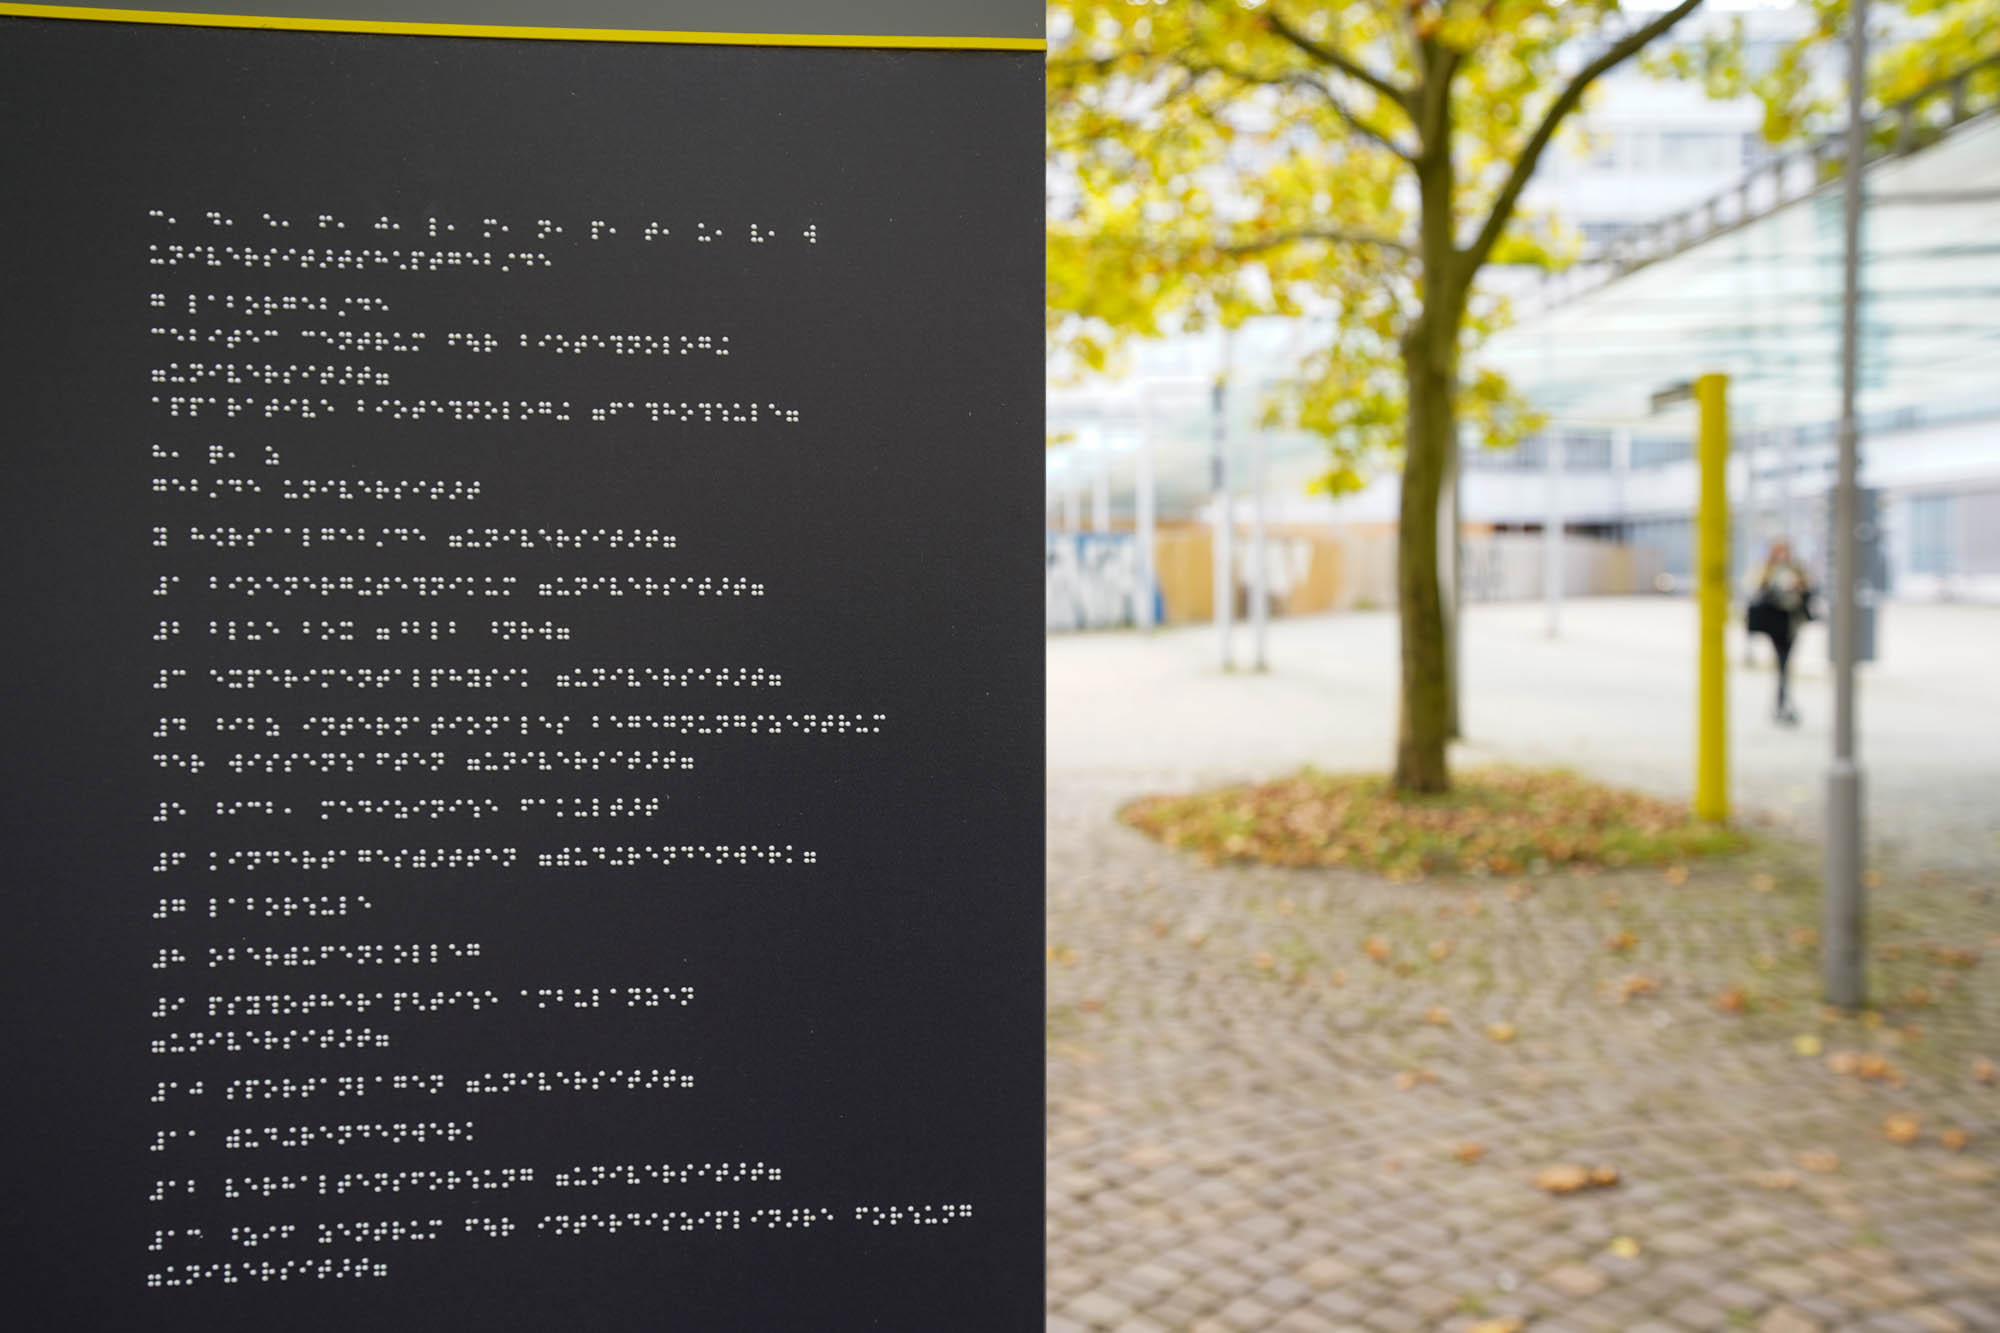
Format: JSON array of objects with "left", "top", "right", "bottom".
[{"left": 1694, "top": 373, "right": 1730, "bottom": 822}]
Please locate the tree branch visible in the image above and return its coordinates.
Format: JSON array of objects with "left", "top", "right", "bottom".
[
  {"left": 1219, "top": 227, "right": 1415, "bottom": 258},
  {"left": 1175, "top": 53, "right": 1417, "bottom": 160},
  {"left": 1260, "top": 3, "right": 1414, "bottom": 114},
  {"left": 1463, "top": 0, "right": 1704, "bottom": 273}
]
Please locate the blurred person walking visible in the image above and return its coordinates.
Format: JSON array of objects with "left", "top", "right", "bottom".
[{"left": 1746, "top": 537, "right": 1815, "bottom": 725}]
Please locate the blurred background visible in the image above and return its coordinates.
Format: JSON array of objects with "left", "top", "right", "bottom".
[{"left": 1043, "top": 4, "right": 2000, "bottom": 1330}]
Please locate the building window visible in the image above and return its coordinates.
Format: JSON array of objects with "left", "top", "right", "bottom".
[{"left": 1908, "top": 493, "right": 1953, "bottom": 576}]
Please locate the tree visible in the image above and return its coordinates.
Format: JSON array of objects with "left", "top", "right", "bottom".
[
  {"left": 1049, "top": 0, "right": 1705, "bottom": 793},
  {"left": 1651, "top": 0, "right": 1998, "bottom": 145}
]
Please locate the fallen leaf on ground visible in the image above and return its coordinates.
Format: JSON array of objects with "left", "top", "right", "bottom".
[
  {"left": 1505, "top": 881, "right": 1534, "bottom": 902},
  {"left": 1149, "top": 920, "right": 1170, "bottom": 938},
  {"left": 1612, "top": 974, "right": 1659, "bottom": 1004},
  {"left": 1750, "top": 872, "right": 1778, "bottom": 893},
  {"left": 1716, "top": 987, "right": 1750, "bottom": 1014},
  {"left": 1429, "top": 939, "right": 1455, "bottom": 962},
  {"left": 1939, "top": 1127, "right": 1971, "bottom": 1152},
  {"left": 1883, "top": 1112, "right": 1923, "bottom": 1145},
  {"left": 1394, "top": 1069, "right": 1439, "bottom": 1092},
  {"left": 1793, "top": 1034, "right": 1824, "bottom": 1057},
  {"left": 1750, "top": 1169, "right": 1800, "bottom": 1190},
  {"left": 1797, "top": 1149, "right": 1841, "bottom": 1173},
  {"left": 1609, "top": 1236, "right": 1641, "bottom": 1259},
  {"left": 1663, "top": 864, "right": 1690, "bottom": 886},
  {"left": 1533, "top": 1164, "right": 1591, "bottom": 1194},
  {"left": 1466, "top": 1319, "right": 1524, "bottom": 1333},
  {"left": 1533, "top": 1163, "right": 1620, "bottom": 1195},
  {"left": 1605, "top": 930, "right": 1637, "bottom": 954},
  {"left": 1486, "top": 1021, "right": 1518, "bottom": 1043},
  {"left": 1364, "top": 936, "right": 1392, "bottom": 963},
  {"left": 1453, "top": 1142, "right": 1486, "bottom": 1164},
  {"left": 1423, "top": 1005, "right": 1452, "bottom": 1026},
  {"left": 1276, "top": 898, "right": 1296, "bottom": 917},
  {"left": 1839, "top": 1053, "right": 1905, "bottom": 1087},
  {"left": 1973, "top": 1057, "right": 1997, "bottom": 1085},
  {"left": 1252, "top": 952, "right": 1275, "bottom": 972}
]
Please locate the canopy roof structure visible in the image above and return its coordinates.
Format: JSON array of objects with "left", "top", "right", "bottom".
[
  {"left": 1478, "top": 111, "right": 2000, "bottom": 438},
  {"left": 1047, "top": 101, "right": 2000, "bottom": 524}
]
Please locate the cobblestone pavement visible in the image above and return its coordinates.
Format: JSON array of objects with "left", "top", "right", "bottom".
[{"left": 1047, "top": 603, "right": 2000, "bottom": 1331}]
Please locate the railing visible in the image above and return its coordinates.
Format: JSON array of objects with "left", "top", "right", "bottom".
[{"left": 1521, "top": 50, "right": 2000, "bottom": 316}]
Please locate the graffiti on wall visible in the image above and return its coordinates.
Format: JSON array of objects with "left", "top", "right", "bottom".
[{"left": 1047, "top": 532, "right": 1152, "bottom": 631}]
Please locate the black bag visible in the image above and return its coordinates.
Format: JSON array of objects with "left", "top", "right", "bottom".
[{"left": 1747, "top": 593, "right": 1787, "bottom": 640}]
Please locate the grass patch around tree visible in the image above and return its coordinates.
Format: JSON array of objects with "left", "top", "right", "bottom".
[{"left": 1119, "top": 767, "right": 1749, "bottom": 879}]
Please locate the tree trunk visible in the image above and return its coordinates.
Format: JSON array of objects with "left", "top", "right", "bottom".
[
  {"left": 1394, "top": 326, "right": 1456, "bottom": 793},
  {"left": 1394, "top": 85, "right": 1463, "bottom": 796}
]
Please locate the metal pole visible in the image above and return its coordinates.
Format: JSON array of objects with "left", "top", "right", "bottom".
[
  {"left": 1135, "top": 389, "right": 1158, "bottom": 632},
  {"left": 1212, "top": 333, "right": 1235, "bottom": 670},
  {"left": 1742, "top": 428, "right": 1760, "bottom": 666},
  {"left": 1825, "top": 0, "right": 1869, "bottom": 1010},
  {"left": 1443, "top": 431, "right": 1462, "bottom": 738},
  {"left": 1695, "top": 373, "right": 1730, "bottom": 823},
  {"left": 1250, "top": 417, "right": 1270, "bottom": 671},
  {"left": 1544, "top": 432, "right": 1563, "bottom": 637},
  {"left": 1090, "top": 445, "right": 1110, "bottom": 532}
]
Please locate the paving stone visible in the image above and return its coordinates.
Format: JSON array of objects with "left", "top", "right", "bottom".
[
  {"left": 1757, "top": 1307, "right": 1824, "bottom": 1333},
  {"left": 1545, "top": 1262, "right": 1611, "bottom": 1297},
  {"left": 1063, "top": 1290, "right": 1135, "bottom": 1328},
  {"left": 1664, "top": 1296, "right": 1736, "bottom": 1331},
  {"left": 1297, "top": 1255, "right": 1358, "bottom": 1289},
  {"left": 1357, "top": 1306, "right": 1425, "bottom": 1333},
  {"left": 1213, "top": 1296, "right": 1275, "bottom": 1332},
  {"left": 1751, "top": 1267, "right": 1823, "bottom": 1299},
  {"left": 1942, "top": 1301, "right": 2000, "bottom": 1332}
]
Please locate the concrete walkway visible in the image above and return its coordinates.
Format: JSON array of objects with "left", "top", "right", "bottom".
[
  {"left": 1046, "top": 598, "right": 2000, "bottom": 1332},
  {"left": 1050, "top": 597, "right": 2000, "bottom": 872}
]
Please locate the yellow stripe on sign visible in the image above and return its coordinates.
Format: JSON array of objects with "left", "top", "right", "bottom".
[{"left": 0, "top": 3, "right": 1047, "bottom": 49}]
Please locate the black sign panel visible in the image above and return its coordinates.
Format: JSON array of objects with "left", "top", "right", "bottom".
[{"left": 0, "top": 16, "right": 1042, "bottom": 1329}]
